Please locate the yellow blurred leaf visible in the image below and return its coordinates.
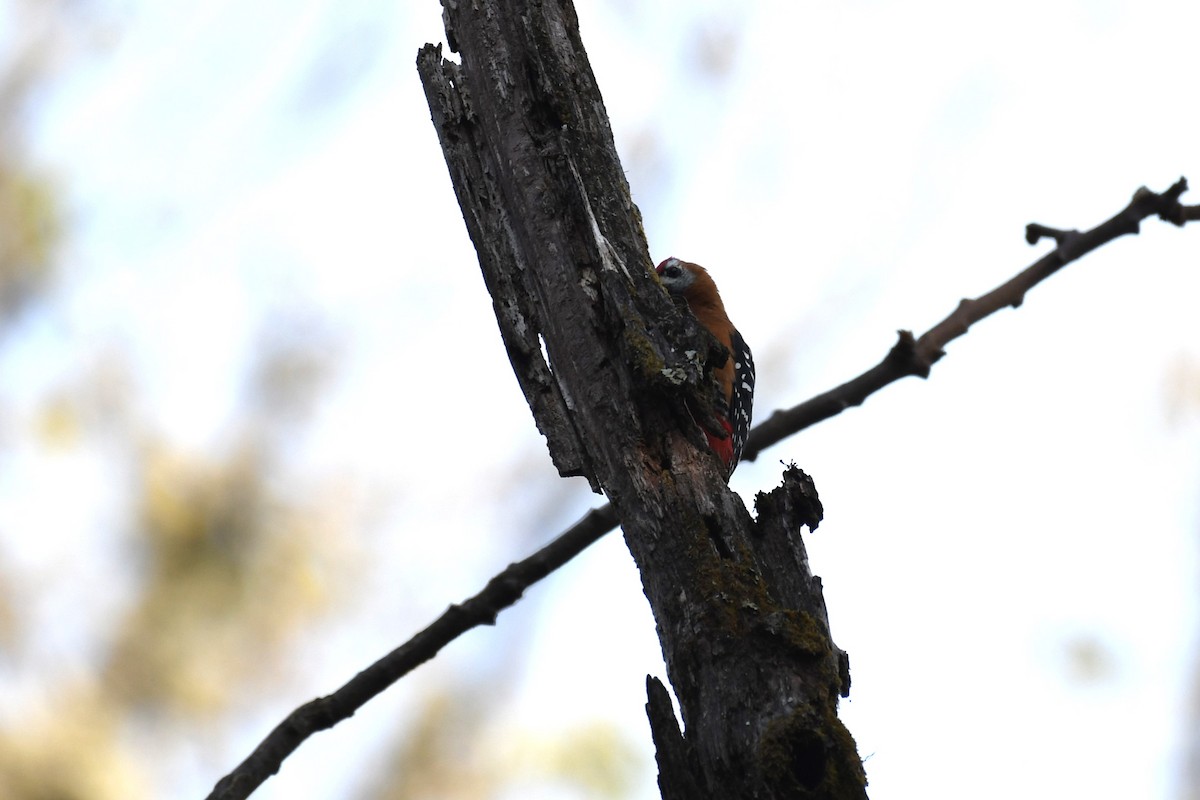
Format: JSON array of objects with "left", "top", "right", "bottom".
[
  {"left": 0, "top": 684, "right": 149, "bottom": 800},
  {"left": 104, "top": 443, "right": 337, "bottom": 716},
  {"left": 34, "top": 394, "right": 83, "bottom": 447}
]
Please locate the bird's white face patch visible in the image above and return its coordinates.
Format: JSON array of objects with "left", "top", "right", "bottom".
[{"left": 656, "top": 256, "right": 693, "bottom": 294}]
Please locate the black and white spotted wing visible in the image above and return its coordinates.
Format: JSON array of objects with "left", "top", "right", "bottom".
[{"left": 728, "top": 329, "right": 755, "bottom": 473}]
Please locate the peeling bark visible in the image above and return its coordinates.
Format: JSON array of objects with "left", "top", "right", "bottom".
[{"left": 418, "top": 2, "right": 865, "bottom": 796}]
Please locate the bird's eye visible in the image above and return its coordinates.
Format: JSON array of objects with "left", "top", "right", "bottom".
[{"left": 664, "top": 265, "right": 682, "bottom": 279}]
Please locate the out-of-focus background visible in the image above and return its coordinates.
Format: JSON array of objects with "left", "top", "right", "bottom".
[{"left": 1, "top": 1, "right": 1198, "bottom": 798}]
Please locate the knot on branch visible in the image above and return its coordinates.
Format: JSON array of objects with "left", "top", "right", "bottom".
[
  {"left": 754, "top": 465, "right": 824, "bottom": 535},
  {"left": 885, "top": 329, "right": 936, "bottom": 378},
  {"left": 1136, "top": 176, "right": 1195, "bottom": 226},
  {"left": 1025, "top": 223, "right": 1083, "bottom": 258}
]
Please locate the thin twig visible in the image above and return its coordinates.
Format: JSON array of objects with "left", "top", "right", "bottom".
[
  {"left": 742, "top": 177, "right": 1193, "bottom": 460},
  {"left": 206, "top": 178, "right": 1194, "bottom": 799},
  {"left": 205, "top": 505, "right": 617, "bottom": 800}
]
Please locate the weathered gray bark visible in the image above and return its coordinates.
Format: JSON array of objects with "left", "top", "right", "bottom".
[{"left": 417, "top": 2, "right": 866, "bottom": 797}]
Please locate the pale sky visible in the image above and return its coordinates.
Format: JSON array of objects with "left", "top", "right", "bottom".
[{"left": 4, "top": 1, "right": 1200, "bottom": 798}]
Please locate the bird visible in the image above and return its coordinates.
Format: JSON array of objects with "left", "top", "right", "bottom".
[{"left": 656, "top": 256, "right": 755, "bottom": 477}]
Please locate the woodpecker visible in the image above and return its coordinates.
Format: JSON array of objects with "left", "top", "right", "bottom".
[{"left": 656, "top": 257, "right": 755, "bottom": 477}]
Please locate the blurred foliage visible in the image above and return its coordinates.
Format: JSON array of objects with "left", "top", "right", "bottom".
[
  {"left": 0, "top": 0, "right": 69, "bottom": 328},
  {"left": 363, "top": 689, "right": 642, "bottom": 800},
  {"left": 0, "top": 372, "right": 350, "bottom": 799},
  {"left": 103, "top": 442, "right": 330, "bottom": 716},
  {"left": 246, "top": 309, "right": 342, "bottom": 426},
  {"left": 508, "top": 721, "right": 642, "bottom": 798},
  {"left": 0, "top": 0, "right": 358, "bottom": 772},
  {"left": 1062, "top": 635, "right": 1117, "bottom": 685},
  {"left": 0, "top": 683, "right": 149, "bottom": 800},
  {"left": 0, "top": 2, "right": 648, "bottom": 799},
  {"left": 0, "top": 348, "right": 349, "bottom": 800},
  {"left": 0, "top": 9, "right": 349, "bottom": 775},
  {"left": 33, "top": 350, "right": 133, "bottom": 448},
  {"left": 0, "top": 554, "right": 19, "bottom": 652},
  {"left": 366, "top": 690, "right": 496, "bottom": 800},
  {"left": 0, "top": 160, "right": 58, "bottom": 319}
]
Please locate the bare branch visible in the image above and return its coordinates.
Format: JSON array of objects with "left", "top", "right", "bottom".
[
  {"left": 741, "top": 177, "right": 1195, "bottom": 462},
  {"left": 204, "top": 504, "right": 618, "bottom": 800}
]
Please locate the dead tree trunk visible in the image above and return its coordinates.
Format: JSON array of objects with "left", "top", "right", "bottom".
[{"left": 417, "top": 2, "right": 866, "bottom": 797}]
